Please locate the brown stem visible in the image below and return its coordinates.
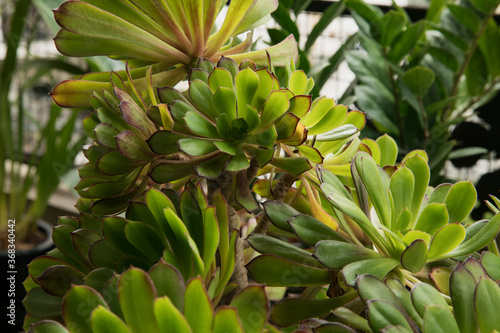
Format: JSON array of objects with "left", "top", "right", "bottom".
[
  {"left": 250, "top": 173, "right": 297, "bottom": 236},
  {"left": 246, "top": 157, "right": 260, "bottom": 183}
]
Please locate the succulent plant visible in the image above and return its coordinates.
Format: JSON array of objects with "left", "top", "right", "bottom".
[
  {"left": 50, "top": 0, "right": 298, "bottom": 108},
  {"left": 26, "top": 263, "right": 272, "bottom": 333},
  {"left": 316, "top": 151, "right": 500, "bottom": 285},
  {"left": 77, "top": 56, "right": 366, "bottom": 214},
  {"left": 245, "top": 137, "right": 500, "bottom": 327},
  {"left": 331, "top": 255, "right": 500, "bottom": 333},
  {"left": 23, "top": 183, "right": 237, "bottom": 326}
]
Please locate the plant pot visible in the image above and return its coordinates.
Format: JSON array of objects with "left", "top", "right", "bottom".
[{"left": 1, "top": 220, "right": 54, "bottom": 333}]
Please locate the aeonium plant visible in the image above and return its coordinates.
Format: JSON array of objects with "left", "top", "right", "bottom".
[{"left": 50, "top": 0, "right": 298, "bottom": 108}]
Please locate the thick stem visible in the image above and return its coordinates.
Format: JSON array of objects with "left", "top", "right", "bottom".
[
  {"left": 207, "top": 171, "right": 248, "bottom": 302},
  {"left": 250, "top": 173, "right": 297, "bottom": 235}
]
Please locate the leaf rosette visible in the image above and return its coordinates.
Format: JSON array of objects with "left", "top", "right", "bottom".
[
  {"left": 26, "top": 265, "right": 272, "bottom": 333},
  {"left": 50, "top": 0, "right": 298, "bottom": 108}
]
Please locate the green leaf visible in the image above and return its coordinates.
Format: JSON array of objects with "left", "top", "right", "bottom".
[
  {"left": 443, "top": 181, "right": 476, "bottom": 223},
  {"left": 119, "top": 268, "right": 159, "bottom": 332},
  {"left": 385, "top": 279, "right": 423, "bottom": 328},
  {"left": 377, "top": 11, "right": 407, "bottom": 47},
  {"left": 411, "top": 283, "right": 449, "bottom": 318},
  {"left": 235, "top": 67, "right": 260, "bottom": 115},
  {"left": 403, "top": 66, "right": 435, "bottom": 97},
  {"left": 147, "top": 130, "right": 184, "bottom": 155},
  {"left": 470, "top": 0, "right": 500, "bottom": 13},
  {"left": 367, "top": 300, "right": 412, "bottom": 333},
  {"left": 465, "top": 48, "right": 488, "bottom": 96},
  {"left": 376, "top": 134, "right": 398, "bottom": 167},
  {"left": 178, "top": 138, "right": 217, "bottom": 156},
  {"left": 463, "top": 257, "right": 489, "bottom": 281},
  {"left": 209, "top": 67, "right": 233, "bottom": 92},
  {"left": 271, "top": 157, "right": 311, "bottom": 175},
  {"left": 387, "top": 21, "right": 425, "bottom": 63},
  {"left": 300, "top": 97, "right": 335, "bottom": 128},
  {"left": 475, "top": 278, "right": 500, "bottom": 333},
  {"left": 429, "top": 267, "right": 452, "bottom": 295},
  {"left": 356, "top": 275, "right": 404, "bottom": 311},
  {"left": 447, "top": 4, "right": 481, "bottom": 32},
  {"left": 23, "top": 287, "right": 63, "bottom": 319},
  {"left": 248, "top": 234, "right": 323, "bottom": 267},
  {"left": 401, "top": 239, "right": 428, "bottom": 273},
  {"left": 289, "top": 214, "right": 347, "bottom": 246},
  {"left": 91, "top": 305, "right": 132, "bottom": 333},
  {"left": 37, "top": 265, "right": 85, "bottom": 297},
  {"left": 288, "top": 70, "right": 308, "bottom": 95},
  {"left": 54, "top": 1, "right": 189, "bottom": 62},
  {"left": 447, "top": 214, "right": 500, "bottom": 258},
  {"left": 246, "top": 254, "right": 331, "bottom": 286},
  {"left": 314, "top": 240, "right": 383, "bottom": 269},
  {"left": 230, "top": 285, "right": 268, "bottom": 333},
  {"left": 263, "top": 200, "right": 299, "bottom": 233},
  {"left": 97, "top": 150, "right": 141, "bottom": 176},
  {"left": 481, "top": 251, "right": 500, "bottom": 281},
  {"left": 270, "top": 292, "right": 358, "bottom": 327},
  {"left": 149, "top": 260, "right": 185, "bottom": 311},
  {"left": 355, "top": 153, "right": 392, "bottom": 228},
  {"left": 403, "top": 154, "right": 430, "bottom": 226},
  {"left": 213, "top": 307, "right": 244, "bottom": 333},
  {"left": 414, "top": 203, "right": 449, "bottom": 235},
  {"left": 428, "top": 224, "right": 466, "bottom": 260},
  {"left": 184, "top": 111, "right": 219, "bottom": 138},
  {"left": 313, "top": 323, "right": 358, "bottom": 333},
  {"left": 202, "top": 206, "right": 219, "bottom": 273},
  {"left": 306, "top": 104, "right": 348, "bottom": 136},
  {"left": 389, "top": 166, "right": 414, "bottom": 225},
  {"left": 63, "top": 285, "right": 108, "bottom": 333},
  {"left": 259, "top": 90, "right": 290, "bottom": 130},
  {"left": 450, "top": 264, "right": 477, "bottom": 333},
  {"left": 213, "top": 87, "right": 237, "bottom": 122},
  {"left": 154, "top": 297, "right": 192, "bottom": 333},
  {"left": 29, "top": 321, "right": 70, "bottom": 333},
  {"left": 342, "top": 258, "right": 400, "bottom": 286},
  {"left": 304, "top": 0, "right": 345, "bottom": 52},
  {"left": 226, "top": 147, "right": 250, "bottom": 171},
  {"left": 189, "top": 80, "right": 219, "bottom": 119},
  {"left": 184, "top": 278, "right": 213, "bottom": 333},
  {"left": 423, "top": 305, "right": 460, "bottom": 333},
  {"left": 102, "top": 217, "right": 142, "bottom": 257},
  {"left": 125, "top": 221, "right": 164, "bottom": 263}
]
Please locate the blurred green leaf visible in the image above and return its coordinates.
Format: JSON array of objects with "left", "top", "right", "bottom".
[
  {"left": 154, "top": 297, "right": 192, "bottom": 333},
  {"left": 119, "top": 268, "right": 159, "bottom": 333},
  {"left": 184, "top": 278, "right": 213, "bottom": 333},
  {"left": 367, "top": 300, "right": 412, "bottom": 333},
  {"left": 403, "top": 66, "right": 435, "bottom": 97},
  {"left": 423, "top": 305, "right": 459, "bottom": 333},
  {"left": 230, "top": 285, "right": 268, "bottom": 333},
  {"left": 270, "top": 292, "right": 358, "bottom": 327},
  {"left": 91, "top": 306, "right": 132, "bottom": 333},
  {"left": 450, "top": 264, "right": 477, "bottom": 333},
  {"left": 314, "top": 240, "right": 383, "bottom": 269},
  {"left": 246, "top": 254, "right": 330, "bottom": 286},
  {"left": 63, "top": 286, "right": 108, "bottom": 333},
  {"left": 474, "top": 278, "right": 500, "bottom": 333}
]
